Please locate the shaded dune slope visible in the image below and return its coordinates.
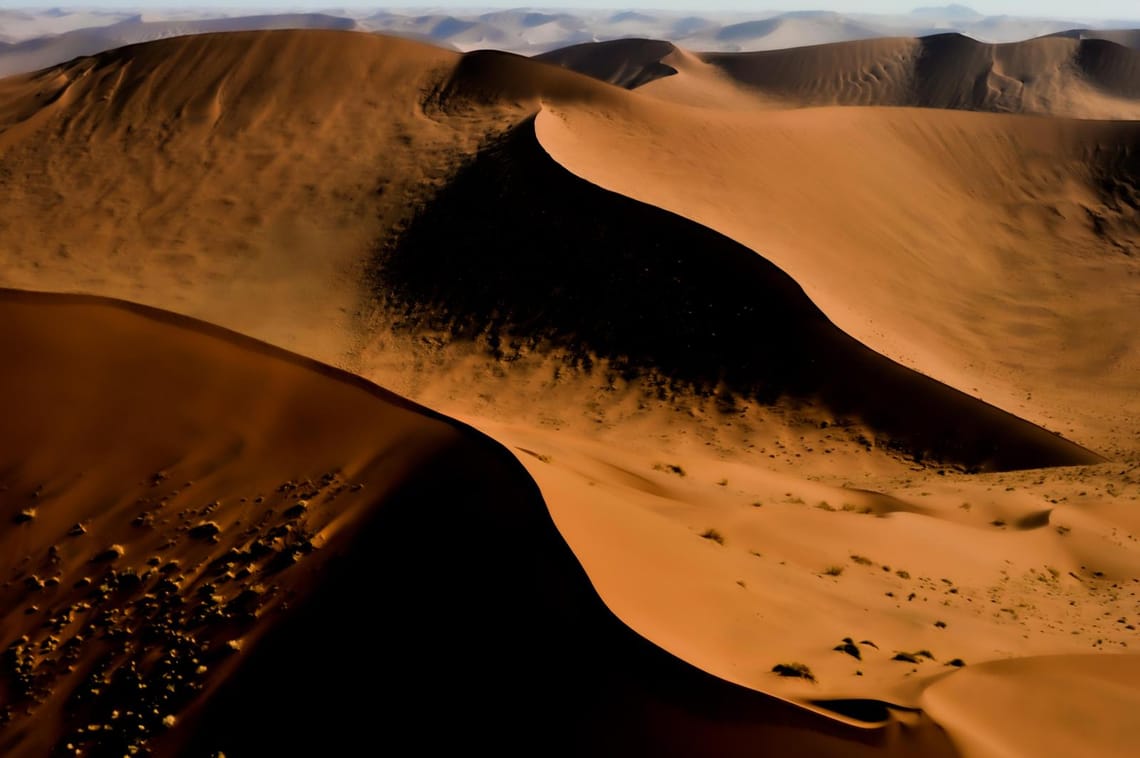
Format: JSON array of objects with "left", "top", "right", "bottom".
[
  {"left": 371, "top": 108, "right": 1099, "bottom": 472},
  {"left": 531, "top": 96, "right": 1140, "bottom": 454},
  {"left": 1052, "top": 28, "right": 1140, "bottom": 51},
  {"left": 0, "top": 31, "right": 1120, "bottom": 462},
  {"left": 434, "top": 46, "right": 631, "bottom": 107},
  {"left": 534, "top": 38, "right": 680, "bottom": 89},
  {"left": 0, "top": 290, "right": 954, "bottom": 757}
]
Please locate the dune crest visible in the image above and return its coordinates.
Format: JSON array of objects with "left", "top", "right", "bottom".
[
  {"left": 2, "top": 29, "right": 1140, "bottom": 755},
  {"left": 921, "top": 654, "right": 1140, "bottom": 757},
  {"left": 533, "top": 99, "right": 1140, "bottom": 455},
  {"left": 0, "top": 289, "right": 956, "bottom": 757}
]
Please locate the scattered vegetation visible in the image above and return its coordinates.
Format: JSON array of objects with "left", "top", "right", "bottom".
[
  {"left": 750, "top": 501, "right": 763, "bottom": 508},
  {"left": 815, "top": 501, "right": 836, "bottom": 512},
  {"left": 849, "top": 554, "right": 873, "bottom": 566},
  {"left": 717, "top": 479, "right": 728, "bottom": 487},
  {"left": 654, "top": 463, "right": 686, "bottom": 477},
  {"left": 934, "top": 620, "right": 947, "bottom": 629},
  {"left": 823, "top": 565, "right": 845, "bottom": 577},
  {"left": 833, "top": 638, "right": 861, "bottom": 660},
  {"left": 945, "top": 658, "right": 967, "bottom": 668},
  {"left": 12, "top": 508, "right": 36, "bottom": 524},
  {"left": 991, "top": 519, "right": 1007, "bottom": 528},
  {"left": 700, "top": 528, "right": 725, "bottom": 545},
  {"left": 895, "top": 569, "right": 910, "bottom": 579},
  {"left": 839, "top": 502, "right": 872, "bottom": 514},
  {"left": 772, "top": 662, "right": 815, "bottom": 682}
]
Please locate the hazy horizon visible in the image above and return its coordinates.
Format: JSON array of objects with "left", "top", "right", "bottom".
[{"left": 3, "top": 3, "right": 1139, "bottom": 23}]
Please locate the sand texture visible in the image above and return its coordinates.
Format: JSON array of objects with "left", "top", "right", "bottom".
[{"left": 2, "top": 29, "right": 1139, "bottom": 756}]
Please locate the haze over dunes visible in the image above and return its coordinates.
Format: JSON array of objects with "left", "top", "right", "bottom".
[
  {"left": 2, "top": 20, "right": 1140, "bottom": 757},
  {"left": 2, "top": 5, "right": 1140, "bottom": 76}
]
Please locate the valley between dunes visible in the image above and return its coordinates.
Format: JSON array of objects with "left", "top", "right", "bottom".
[{"left": 2, "top": 29, "right": 1140, "bottom": 756}]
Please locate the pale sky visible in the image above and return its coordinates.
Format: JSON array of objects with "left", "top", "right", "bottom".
[{"left": 9, "top": 3, "right": 1139, "bottom": 22}]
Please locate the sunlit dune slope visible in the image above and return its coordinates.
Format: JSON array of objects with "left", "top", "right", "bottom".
[
  {"left": 534, "top": 98, "right": 1140, "bottom": 455},
  {"left": 921, "top": 654, "right": 1140, "bottom": 758},
  {"left": 2, "top": 27, "right": 1140, "bottom": 757},
  {"left": 0, "top": 30, "right": 493, "bottom": 365},
  {"left": 371, "top": 113, "right": 1099, "bottom": 471},
  {"left": 1, "top": 31, "right": 1096, "bottom": 469},
  {"left": 0, "top": 289, "right": 956, "bottom": 758}
]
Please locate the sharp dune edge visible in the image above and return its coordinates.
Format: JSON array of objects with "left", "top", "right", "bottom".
[
  {"left": 0, "top": 290, "right": 954, "bottom": 757},
  {"left": 1, "top": 29, "right": 1140, "bottom": 756}
]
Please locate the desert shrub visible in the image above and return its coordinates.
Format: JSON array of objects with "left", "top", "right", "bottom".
[
  {"left": 700, "top": 528, "right": 725, "bottom": 545},
  {"left": 772, "top": 662, "right": 815, "bottom": 682}
]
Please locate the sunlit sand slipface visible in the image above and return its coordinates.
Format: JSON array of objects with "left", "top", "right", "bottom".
[{"left": 1, "top": 27, "right": 1139, "bottom": 756}]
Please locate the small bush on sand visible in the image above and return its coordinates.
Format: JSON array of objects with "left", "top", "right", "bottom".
[
  {"left": 772, "top": 662, "right": 815, "bottom": 682},
  {"left": 700, "top": 528, "right": 725, "bottom": 545}
]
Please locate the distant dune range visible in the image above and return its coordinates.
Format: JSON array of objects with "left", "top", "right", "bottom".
[
  {"left": 0, "top": 13, "right": 360, "bottom": 78},
  {"left": 3, "top": 28, "right": 1140, "bottom": 756},
  {"left": 540, "top": 33, "right": 1140, "bottom": 115},
  {"left": 3, "top": 6, "right": 1140, "bottom": 68}
]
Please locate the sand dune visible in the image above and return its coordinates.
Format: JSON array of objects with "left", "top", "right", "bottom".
[
  {"left": 534, "top": 98, "right": 1140, "bottom": 456},
  {"left": 713, "top": 12, "right": 883, "bottom": 51},
  {"left": 532, "top": 33, "right": 1140, "bottom": 117},
  {"left": 1054, "top": 28, "right": 1140, "bottom": 50},
  {"left": 372, "top": 108, "right": 1098, "bottom": 472},
  {"left": 697, "top": 33, "right": 1140, "bottom": 116},
  {"left": 921, "top": 654, "right": 1140, "bottom": 757},
  {"left": 3, "top": 28, "right": 1140, "bottom": 756},
  {"left": 536, "top": 38, "right": 680, "bottom": 89},
  {"left": 0, "top": 30, "right": 482, "bottom": 367},
  {"left": 0, "top": 289, "right": 958, "bottom": 757},
  {"left": 0, "top": 14, "right": 360, "bottom": 78}
]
